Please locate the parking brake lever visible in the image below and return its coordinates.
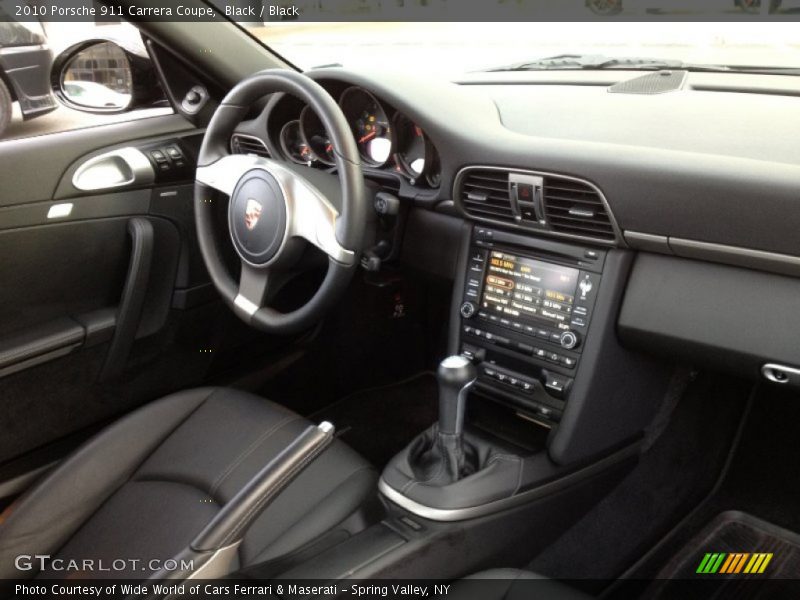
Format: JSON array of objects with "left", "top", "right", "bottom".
[{"left": 148, "top": 422, "right": 335, "bottom": 584}]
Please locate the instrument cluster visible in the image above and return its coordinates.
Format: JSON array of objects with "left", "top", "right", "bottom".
[{"left": 270, "top": 85, "right": 441, "bottom": 189}]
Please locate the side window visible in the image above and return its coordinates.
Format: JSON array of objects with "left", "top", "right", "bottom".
[{"left": 0, "top": 15, "right": 172, "bottom": 142}]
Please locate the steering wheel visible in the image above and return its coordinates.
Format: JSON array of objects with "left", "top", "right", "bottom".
[{"left": 195, "top": 70, "right": 367, "bottom": 335}]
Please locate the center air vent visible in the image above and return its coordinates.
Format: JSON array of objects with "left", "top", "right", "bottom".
[
  {"left": 543, "top": 177, "right": 615, "bottom": 241},
  {"left": 459, "top": 169, "right": 513, "bottom": 221},
  {"left": 231, "top": 134, "right": 270, "bottom": 158},
  {"left": 457, "top": 166, "right": 617, "bottom": 243}
]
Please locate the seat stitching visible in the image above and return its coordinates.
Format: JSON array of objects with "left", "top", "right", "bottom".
[{"left": 209, "top": 414, "right": 302, "bottom": 498}]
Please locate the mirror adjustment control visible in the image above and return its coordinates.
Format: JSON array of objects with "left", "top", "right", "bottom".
[
  {"left": 560, "top": 330, "right": 580, "bottom": 350},
  {"left": 460, "top": 301, "right": 477, "bottom": 319}
]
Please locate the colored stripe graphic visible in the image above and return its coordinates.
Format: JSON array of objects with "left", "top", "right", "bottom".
[
  {"left": 697, "top": 553, "right": 727, "bottom": 574},
  {"left": 698, "top": 553, "right": 774, "bottom": 575}
]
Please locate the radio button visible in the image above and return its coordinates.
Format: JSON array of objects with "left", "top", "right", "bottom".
[
  {"left": 560, "top": 330, "right": 581, "bottom": 350},
  {"left": 549, "top": 332, "right": 562, "bottom": 344},
  {"left": 517, "top": 342, "right": 534, "bottom": 354},
  {"left": 460, "top": 302, "right": 477, "bottom": 319},
  {"left": 536, "top": 328, "right": 550, "bottom": 339},
  {"left": 570, "top": 317, "right": 587, "bottom": 329}
]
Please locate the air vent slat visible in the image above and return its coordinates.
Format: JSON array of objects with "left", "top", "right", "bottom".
[
  {"left": 543, "top": 176, "right": 614, "bottom": 241},
  {"left": 231, "top": 134, "right": 270, "bottom": 158},
  {"left": 458, "top": 169, "right": 514, "bottom": 222},
  {"left": 546, "top": 206, "right": 611, "bottom": 221}
]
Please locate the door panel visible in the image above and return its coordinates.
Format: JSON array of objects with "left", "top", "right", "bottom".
[
  {"left": 0, "top": 114, "right": 194, "bottom": 207},
  {"left": 0, "top": 116, "right": 221, "bottom": 477}
]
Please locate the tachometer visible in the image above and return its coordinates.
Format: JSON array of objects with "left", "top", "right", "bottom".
[
  {"left": 279, "top": 120, "right": 314, "bottom": 165},
  {"left": 394, "top": 112, "right": 428, "bottom": 181},
  {"left": 340, "top": 87, "right": 393, "bottom": 167},
  {"left": 299, "top": 105, "right": 335, "bottom": 165}
]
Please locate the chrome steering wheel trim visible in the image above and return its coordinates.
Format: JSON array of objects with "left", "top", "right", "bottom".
[{"left": 196, "top": 154, "right": 356, "bottom": 267}]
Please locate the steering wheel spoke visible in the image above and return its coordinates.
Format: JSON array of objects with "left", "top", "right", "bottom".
[
  {"left": 234, "top": 262, "right": 271, "bottom": 318},
  {"left": 196, "top": 154, "right": 268, "bottom": 196},
  {"left": 281, "top": 169, "right": 357, "bottom": 266}
]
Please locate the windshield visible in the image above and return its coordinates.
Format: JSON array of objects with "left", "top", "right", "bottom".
[{"left": 237, "top": 22, "right": 800, "bottom": 78}]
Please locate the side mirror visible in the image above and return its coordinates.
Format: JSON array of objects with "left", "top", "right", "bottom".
[{"left": 51, "top": 39, "right": 165, "bottom": 114}]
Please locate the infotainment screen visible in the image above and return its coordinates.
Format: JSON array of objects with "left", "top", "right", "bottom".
[{"left": 481, "top": 251, "right": 579, "bottom": 330}]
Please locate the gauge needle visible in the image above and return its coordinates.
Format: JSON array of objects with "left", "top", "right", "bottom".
[{"left": 359, "top": 131, "right": 377, "bottom": 144}]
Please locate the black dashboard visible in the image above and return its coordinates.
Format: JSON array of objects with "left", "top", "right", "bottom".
[{"left": 229, "top": 66, "right": 800, "bottom": 404}]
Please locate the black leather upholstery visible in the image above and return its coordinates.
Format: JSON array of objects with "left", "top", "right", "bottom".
[
  {"left": 449, "top": 570, "right": 591, "bottom": 600},
  {"left": 0, "top": 387, "right": 376, "bottom": 578}
]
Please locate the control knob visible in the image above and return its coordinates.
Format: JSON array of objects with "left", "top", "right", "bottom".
[
  {"left": 560, "top": 330, "right": 581, "bottom": 350},
  {"left": 460, "top": 302, "right": 477, "bottom": 319}
]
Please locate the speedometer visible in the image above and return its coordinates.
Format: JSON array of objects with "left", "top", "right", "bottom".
[
  {"left": 393, "top": 112, "right": 428, "bottom": 180},
  {"left": 299, "top": 105, "right": 335, "bottom": 166},
  {"left": 340, "top": 87, "right": 393, "bottom": 167}
]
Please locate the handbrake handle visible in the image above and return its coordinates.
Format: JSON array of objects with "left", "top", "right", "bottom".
[{"left": 145, "top": 422, "right": 335, "bottom": 586}]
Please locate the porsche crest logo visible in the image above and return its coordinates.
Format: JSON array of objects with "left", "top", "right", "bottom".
[{"left": 244, "top": 198, "right": 263, "bottom": 230}]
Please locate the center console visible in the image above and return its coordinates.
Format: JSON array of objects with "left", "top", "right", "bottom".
[
  {"left": 280, "top": 220, "right": 677, "bottom": 582},
  {"left": 458, "top": 226, "right": 604, "bottom": 425}
]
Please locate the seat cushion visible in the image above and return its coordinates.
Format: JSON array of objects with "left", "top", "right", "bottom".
[
  {"left": 0, "top": 387, "right": 376, "bottom": 578},
  {"left": 448, "top": 569, "right": 592, "bottom": 600}
]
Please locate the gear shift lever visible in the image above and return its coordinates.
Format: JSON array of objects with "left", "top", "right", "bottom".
[{"left": 437, "top": 355, "right": 477, "bottom": 437}]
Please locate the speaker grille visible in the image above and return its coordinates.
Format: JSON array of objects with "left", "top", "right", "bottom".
[{"left": 608, "top": 70, "right": 688, "bottom": 95}]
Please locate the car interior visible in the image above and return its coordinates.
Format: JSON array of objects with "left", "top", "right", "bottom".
[{"left": 1, "top": 5, "right": 800, "bottom": 598}]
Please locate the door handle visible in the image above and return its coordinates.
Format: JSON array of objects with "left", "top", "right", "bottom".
[
  {"left": 99, "top": 217, "right": 154, "bottom": 381},
  {"left": 72, "top": 147, "right": 155, "bottom": 192}
]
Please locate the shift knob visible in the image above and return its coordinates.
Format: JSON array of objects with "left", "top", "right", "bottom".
[{"left": 437, "top": 355, "right": 477, "bottom": 436}]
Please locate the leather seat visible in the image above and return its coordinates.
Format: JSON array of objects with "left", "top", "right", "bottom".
[
  {"left": 448, "top": 569, "right": 591, "bottom": 600},
  {"left": 0, "top": 387, "right": 376, "bottom": 578}
]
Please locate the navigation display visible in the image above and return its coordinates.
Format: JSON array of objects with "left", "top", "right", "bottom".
[{"left": 481, "top": 251, "right": 579, "bottom": 330}]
